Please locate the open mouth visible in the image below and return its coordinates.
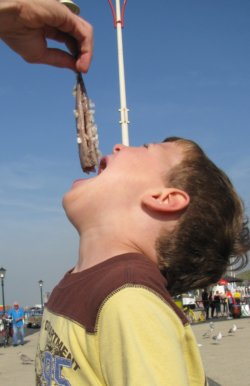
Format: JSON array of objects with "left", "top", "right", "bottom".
[{"left": 98, "top": 157, "right": 107, "bottom": 175}]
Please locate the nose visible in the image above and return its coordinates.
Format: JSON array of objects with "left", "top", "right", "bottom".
[{"left": 112, "top": 144, "right": 127, "bottom": 154}]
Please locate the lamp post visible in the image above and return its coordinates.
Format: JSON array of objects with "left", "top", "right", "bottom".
[
  {"left": 38, "top": 280, "right": 44, "bottom": 312},
  {"left": 0, "top": 267, "right": 6, "bottom": 314},
  {"left": 107, "top": 0, "right": 130, "bottom": 146}
]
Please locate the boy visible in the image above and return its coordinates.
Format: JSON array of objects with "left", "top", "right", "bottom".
[
  {"left": 1, "top": 1, "right": 249, "bottom": 384},
  {"left": 35, "top": 138, "right": 249, "bottom": 385}
]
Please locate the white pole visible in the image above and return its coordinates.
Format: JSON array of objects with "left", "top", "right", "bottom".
[{"left": 115, "top": 0, "right": 129, "bottom": 145}]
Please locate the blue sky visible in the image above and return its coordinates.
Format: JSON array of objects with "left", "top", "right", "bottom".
[{"left": 0, "top": 0, "right": 249, "bottom": 307}]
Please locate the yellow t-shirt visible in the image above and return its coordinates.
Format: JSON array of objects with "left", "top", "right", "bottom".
[{"left": 36, "top": 253, "right": 207, "bottom": 385}]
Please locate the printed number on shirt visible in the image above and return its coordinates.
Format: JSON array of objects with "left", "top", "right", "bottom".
[{"left": 43, "top": 351, "right": 72, "bottom": 386}]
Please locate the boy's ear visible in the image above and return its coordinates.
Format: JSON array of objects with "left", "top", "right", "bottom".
[{"left": 141, "top": 188, "right": 190, "bottom": 214}]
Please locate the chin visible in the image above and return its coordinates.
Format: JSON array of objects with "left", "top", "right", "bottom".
[
  {"left": 62, "top": 191, "right": 72, "bottom": 218},
  {"left": 62, "top": 201, "right": 79, "bottom": 231}
]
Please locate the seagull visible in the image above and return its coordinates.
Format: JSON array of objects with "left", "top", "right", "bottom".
[
  {"left": 203, "top": 322, "right": 214, "bottom": 338},
  {"left": 228, "top": 324, "right": 237, "bottom": 334},
  {"left": 18, "top": 352, "right": 34, "bottom": 365},
  {"left": 212, "top": 331, "right": 222, "bottom": 344},
  {"left": 203, "top": 329, "right": 212, "bottom": 338}
]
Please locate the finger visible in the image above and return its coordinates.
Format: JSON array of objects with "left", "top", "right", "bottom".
[
  {"left": 27, "top": 47, "right": 76, "bottom": 70},
  {"left": 44, "top": 22, "right": 93, "bottom": 72},
  {"left": 74, "top": 20, "right": 93, "bottom": 72},
  {"left": 75, "top": 52, "right": 92, "bottom": 73},
  {"left": 54, "top": 15, "right": 94, "bottom": 72},
  {"left": 44, "top": 27, "right": 78, "bottom": 56}
]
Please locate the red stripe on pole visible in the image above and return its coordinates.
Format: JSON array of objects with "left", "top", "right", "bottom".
[
  {"left": 121, "top": 0, "right": 127, "bottom": 27},
  {"left": 107, "top": 0, "right": 128, "bottom": 28},
  {"left": 107, "top": 0, "right": 117, "bottom": 27}
]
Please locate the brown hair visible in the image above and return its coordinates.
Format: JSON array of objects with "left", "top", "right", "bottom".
[{"left": 156, "top": 137, "right": 250, "bottom": 295}]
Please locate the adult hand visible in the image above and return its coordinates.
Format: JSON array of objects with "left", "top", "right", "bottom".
[{"left": 0, "top": 0, "right": 93, "bottom": 72}]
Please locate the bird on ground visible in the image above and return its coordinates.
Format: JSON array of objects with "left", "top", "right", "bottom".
[
  {"left": 212, "top": 331, "right": 222, "bottom": 344},
  {"left": 228, "top": 324, "right": 237, "bottom": 334},
  {"left": 18, "top": 352, "right": 34, "bottom": 365},
  {"left": 203, "top": 322, "right": 214, "bottom": 338},
  {"left": 202, "top": 329, "right": 212, "bottom": 338}
]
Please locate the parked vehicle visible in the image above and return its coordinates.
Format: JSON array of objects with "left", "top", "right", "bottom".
[
  {"left": 26, "top": 309, "right": 43, "bottom": 328},
  {"left": 0, "top": 316, "right": 13, "bottom": 347}
]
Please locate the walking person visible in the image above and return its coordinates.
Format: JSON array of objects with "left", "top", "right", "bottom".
[
  {"left": 221, "top": 292, "right": 228, "bottom": 317},
  {"left": 226, "top": 287, "right": 234, "bottom": 316},
  {"left": 209, "top": 291, "right": 215, "bottom": 318},
  {"left": 8, "top": 302, "right": 25, "bottom": 346},
  {"left": 202, "top": 288, "right": 210, "bottom": 320},
  {"left": 214, "top": 291, "right": 221, "bottom": 318}
]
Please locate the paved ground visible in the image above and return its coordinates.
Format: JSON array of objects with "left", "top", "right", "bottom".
[
  {"left": 0, "top": 329, "right": 39, "bottom": 385},
  {"left": 192, "top": 317, "right": 250, "bottom": 386},
  {"left": 0, "top": 318, "right": 249, "bottom": 385}
]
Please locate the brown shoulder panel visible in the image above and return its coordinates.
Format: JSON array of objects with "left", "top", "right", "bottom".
[{"left": 46, "top": 253, "right": 188, "bottom": 332}]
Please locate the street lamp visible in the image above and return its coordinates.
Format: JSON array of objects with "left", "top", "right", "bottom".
[
  {"left": 38, "top": 280, "right": 44, "bottom": 311},
  {"left": 107, "top": 0, "right": 130, "bottom": 145},
  {"left": 0, "top": 267, "right": 6, "bottom": 314}
]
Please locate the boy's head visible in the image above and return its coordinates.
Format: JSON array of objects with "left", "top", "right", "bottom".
[
  {"left": 63, "top": 140, "right": 187, "bottom": 232},
  {"left": 63, "top": 136, "right": 249, "bottom": 295},
  {"left": 156, "top": 137, "right": 250, "bottom": 295}
]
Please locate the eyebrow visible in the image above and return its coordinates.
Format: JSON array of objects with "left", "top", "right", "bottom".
[{"left": 162, "top": 137, "right": 182, "bottom": 143}]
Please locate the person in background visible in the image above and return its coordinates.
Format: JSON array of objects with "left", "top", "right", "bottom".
[
  {"left": 220, "top": 292, "right": 228, "bottom": 317},
  {"left": 209, "top": 290, "right": 215, "bottom": 318},
  {"left": 8, "top": 302, "right": 25, "bottom": 346},
  {"left": 234, "top": 289, "right": 241, "bottom": 305},
  {"left": 213, "top": 291, "right": 221, "bottom": 318},
  {"left": 202, "top": 288, "right": 210, "bottom": 320},
  {"left": 225, "top": 287, "right": 234, "bottom": 316}
]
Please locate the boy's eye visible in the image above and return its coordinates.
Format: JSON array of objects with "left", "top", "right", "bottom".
[{"left": 143, "top": 143, "right": 155, "bottom": 148}]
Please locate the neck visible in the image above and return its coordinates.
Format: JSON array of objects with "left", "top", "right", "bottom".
[
  {"left": 72, "top": 225, "right": 143, "bottom": 272},
  {"left": 71, "top": 207, "right": 162, "bottom": 272}
]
